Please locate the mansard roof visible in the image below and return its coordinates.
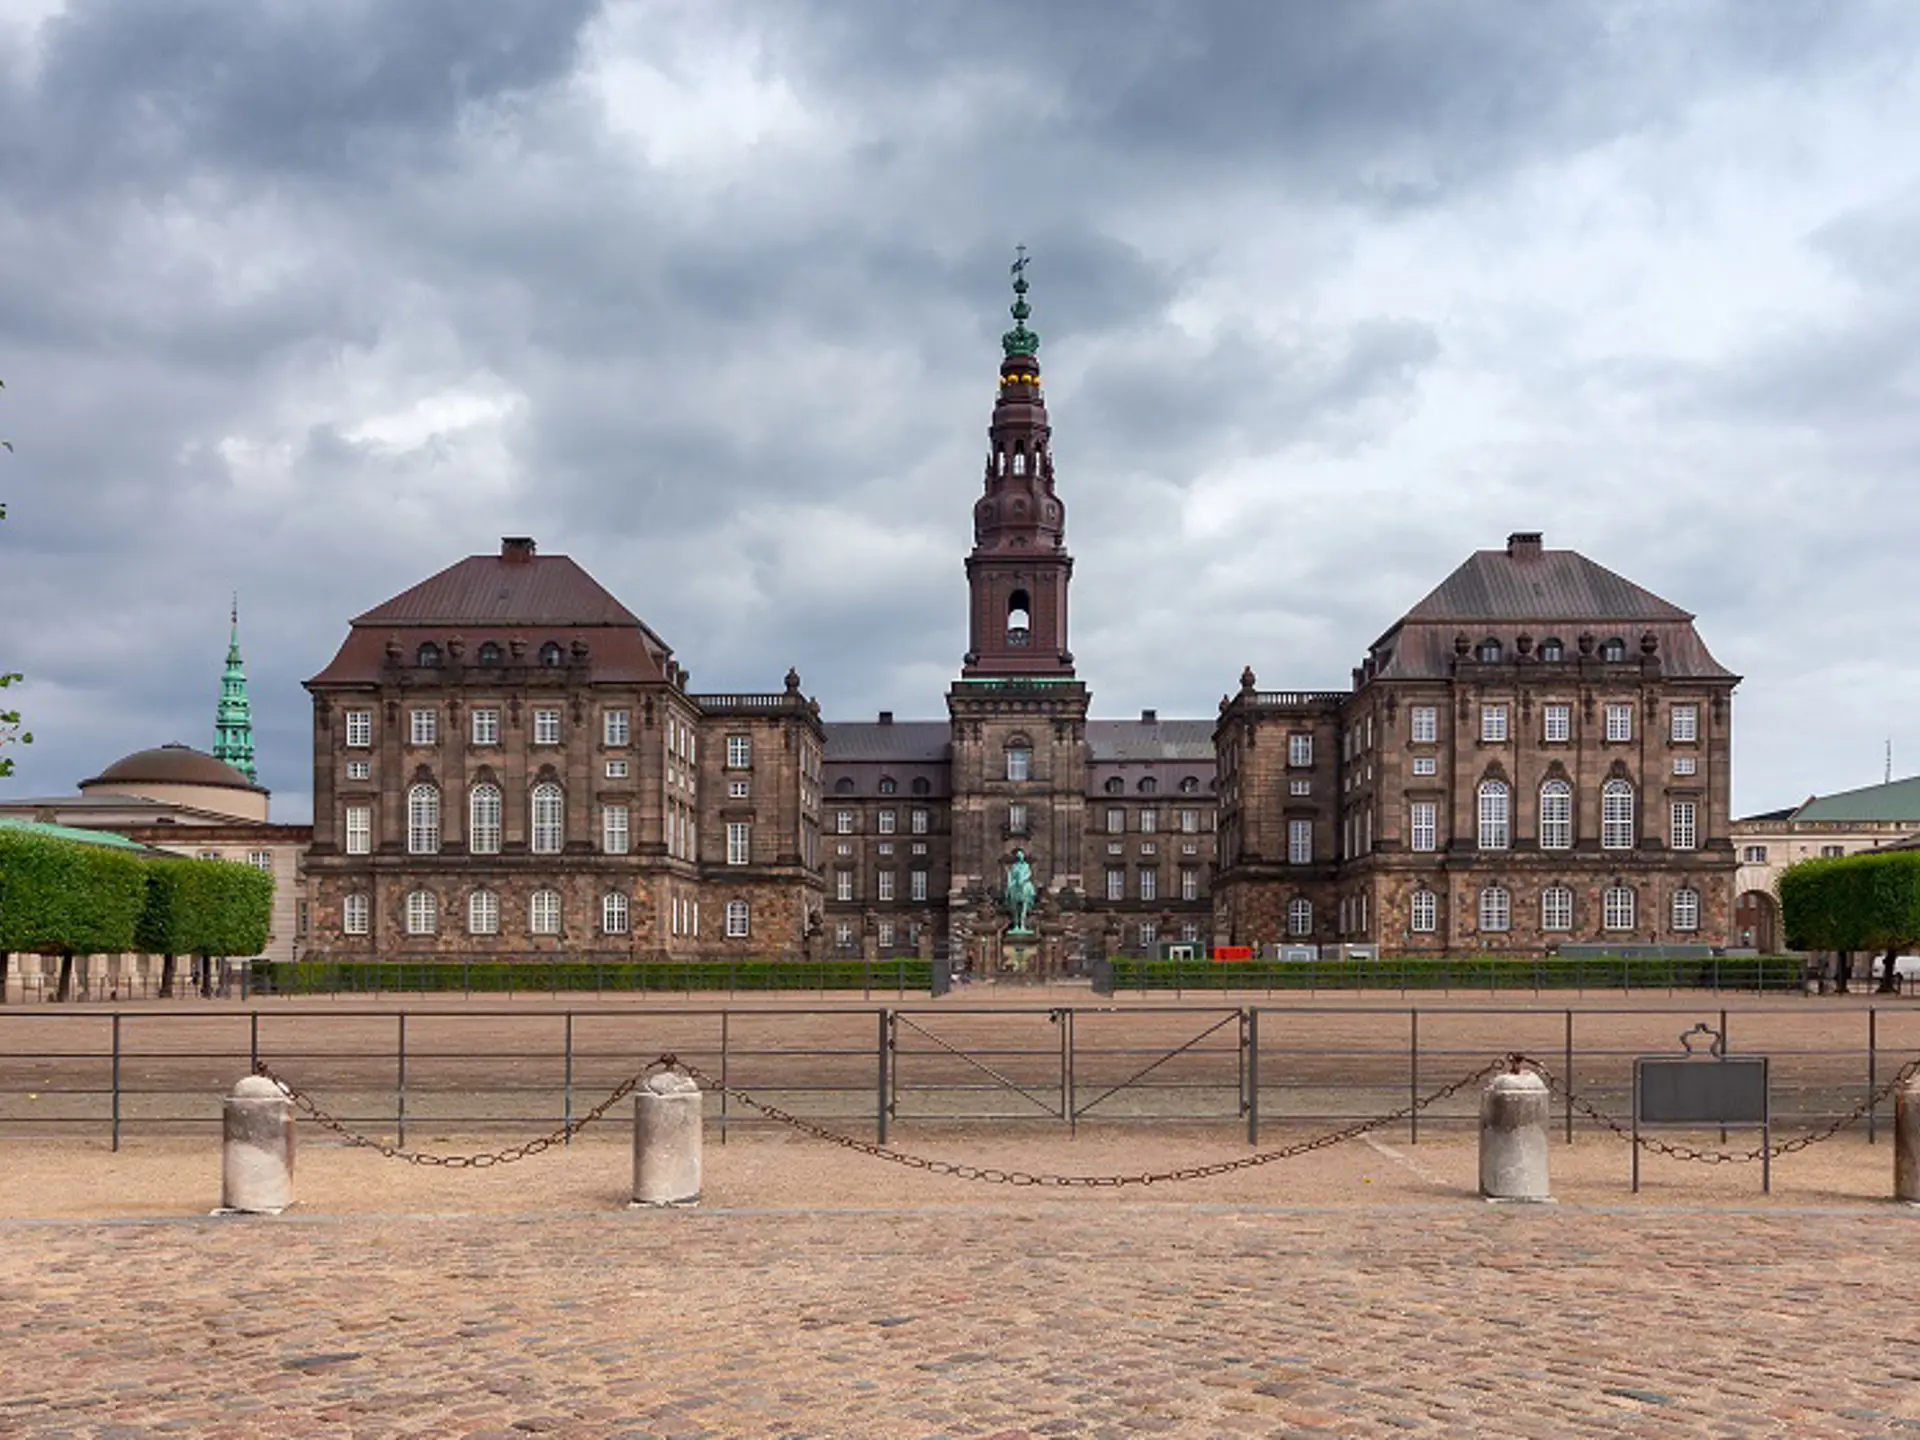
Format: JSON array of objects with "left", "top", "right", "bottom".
[
  {"left": 823, "top": 722, "right": 951, "bottom": 764},
  {"left": 1086, "top": 719, "right": 1215, "bottom": 763}
]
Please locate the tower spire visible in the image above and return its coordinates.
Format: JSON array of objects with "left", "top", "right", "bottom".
[
  {"left": 213, "top": 596, "right": 257, "bottom": 783},
  {"left": 1002, "top": 244, "right": 1039, "bottom": 357}
]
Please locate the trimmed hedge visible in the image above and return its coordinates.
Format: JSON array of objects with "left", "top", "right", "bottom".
[
  {"left": 137, "top": 855, "right": 274, "bottom": 958},
  {"left": 1110, "top": 955, "right": 1807, "bottom": 992},
  {"left": 259, "top": 958, "right": 937, "bottom": 995},
  {"left": 1780, "top": 851, "right": 1920, "bottom": 953},
  {"left": 0, "top": 828, "right": 148, "bottom": 955}
]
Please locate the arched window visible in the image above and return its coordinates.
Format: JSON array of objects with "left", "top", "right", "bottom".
[
  {"left": 834, "top": 777, "right": 855, "bottom": 795},
  {"left": 1409, "top": 889, "right": 1437, "bottom": 934},
  {"left": 602, "top": 892, "right": 629, "bottom": 935},
  {"left": 1478, "top": 886, "right": 1510, "bottom": 933},
  {"left": 1288, "top": 898, "right": 1313, "bottom": 937},
  {"left": 878, "top": 777, "right": 897, "bottom": 795},
  {"left": 1602, "top": 779, "right": 1635, "bottom": 850},
  {"left": 1541, "top": 885, "right": 1574, "bottom": 932},
  {"left": 468, "top": 890, "right": 499, "bottom": 936},
  {"left": 405, "top": 889, "right": 438, "bottom": 936},
  {"left": 1179, "top": 776, "right": 1200, "bottom": 794},
  {"left": 1476, "top": 780, "right": 1510, "bottom": 850},
  {"left": 1006, "top": 589, "right": 1031, "bottom": 647},
  {"left": 469, "top": 783, "right": 502, "bottom": 855},
  {"left": 477, "top": 641, "right": 502, "bottom": 666},
  {"left": 997, "top": 451, "right": 1006, "bottom": 475},
  {"left": 1601, "top": 637, "right": 1628, "bottom": 662},
  {"left": 911, "top": 777, "right": 930, "bottom": 796},
  {"left": 531, "top": 782, "right": 564, "bottom": 854},
  {"left": 1012, "top": 449, "right": 1026, "bottom": 475},
  {"left": 725, "top": 899, "right": 750, "bottom": 937},
  {"left": 1538, "top": 637, "right": 1564, "bottom": 662},
  {"left": 1005, "top": 743, "right": 1031, "bottom": 782},
  {"left": 407, "top": 783, "right": 441, "bottom": 855},
  {"left": 1671, "top": 887, "right": 1700, "bottom": 932},
  {"left": 1476, "top": 638, "right": 1503, "bottom": 663},
  {"left": 1138, "top": 776, "right": 1158, "bottom": 795},
  {"left": 1104, "top": 777, "right": 1124, "bottom": 795},
  {"left": 529, "top": 890, "right": 562, "bottom": 935},
  {"left": 539, "top": 641, "right": 564, "bottom": 667},
  {"left": 343, "top": 893, "right": 371, "bottom": 936},
  {"left": 416, "top": 642, "right": 442, "bottom": 668},
  {"left": 1603, "top": 884, "right": 1636, "bottom": 931},
  {"left": 1539, "top": 780, "right": 1573, "bottom": 850}
]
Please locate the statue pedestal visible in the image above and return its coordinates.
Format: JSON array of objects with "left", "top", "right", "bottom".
[{"left": 1000, "top": 936, "right": 1040, "bottom": 978}]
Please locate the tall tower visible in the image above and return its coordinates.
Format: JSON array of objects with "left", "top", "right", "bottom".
[
  {"left": 946, "top": 252, "right": 1091, "bottom": 970},
  {"left": 961, "top": 247, "right": 1074, "bottom": 677},
  {"left": 213, "top": 597, "right": 257, "bottom": 783}
]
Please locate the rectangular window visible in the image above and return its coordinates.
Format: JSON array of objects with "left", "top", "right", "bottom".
[
  {"left": 1671, "top": 705, "right": 1699, "bottom": 743},
  {"left": 1670, "top": 800, "right": 1697, "bottom": 851},
  {"left": 1139, "top": 868, "right": 1157, "bottom": 901},
  {"left": 1542, "top": 888, "right": 1573, "bottom": 932},
  {"left": 345, "top": 805, "right": 371, "bottom": 856},
  {"left": 471, "top": 708, "right": 499, "bottom": 747},
  {"left": 1409, "top": 801, "right": 1436, "bottom": 853},
  {"left": 1006, "top": 748, "right": 1030, "bottom": 782},
  {"left": 1673, "top": 755, "right": 1697, "bottom": 776},
  {"left": 725, "top": 900, "right": 750, "bottom": 938},
  {"left": 1606, "top": 703, "right": 1633, "bottom": 743},
  {"left": 1288, "top": 819, "right": 1313, "bottom": 866},
  {"left": 726, "top": 822, "right": 750, "bottom": 865},
  {"left": 410, "top": 708, "right": 438, "bottom": 746},
  {"left": 1672, "top": 889, "right": 1700, "bottom": 932},
  {"left": 343, "top": 893, "right": 370, "bottom": 935},
  {"left": 878, "top": 842, "right": 893, "bottom": 856},
  {"left": 604, "top": 709, "right": 631, "bottom": 747},
  {"left": 1411, "top": 756, "right": 1437, "bottom": 777},
  {"left": 910, "top": 870, "right": 928, "bottom": 902},
  {"left": 1107, "top": 807, "right": 1125, "bottom": 834},
  {"left": 878, "top": 809, "right": 897, "bottom": 834},
  {"left": 911, "top": 842, "right": 926, "bottom": 856},
  {"left": 1480, "top": 705, "right": 1508, "bottom": 743},
  {"left": 1180, "top": 809, "right": 1199, "bottom": 834},
  {"left": 1140, "top": 841, "right": 1156, "bottom": 856},
  {"left": 1140, "top": 807, "right": 1158, "bottom": 833},
  {"left": 1821, "top": 844, "right": 1846, "bottom": 858},
  {"left": 530, "top": 892, "right": 561, "bottom": 936},
  {"left": 835, "top": 921, "right": 854, "bottom": 949},
  {"left": 596, "top": 759, "right": 623, "bottom": 781},
  {"left": 836, "top": 810, "right": 854, "bottom": 834},
  {"left": 728, "top": 777, "right": 750, "bottom": 799},
  {"left": 727, "top": 734, "right": 751, "bottom": 769},
  {"left": 1181, "top": 922, "right": 1201, "bottom": 943},
  {"left": 1410, "top": 706, "right": 1437, "bottom": 744},
  {"left": 345, "top": 710, "right": 372, "bottom": 748},
  {"left": 1286, "top": 779, "right": 1310, "bottom": 797},
  {"left": 1008, "top": 803, "right": 1029, "bottom": 835},
  {"left": 1139, "top": 921, "right": 1157, "bottom": 948},
  {"left": 877, "top": 871, "right": 895, "bottom": 902},
  {"left": 1543, "top": 704, "right": 1570, "bottom": 743},
  {"left": 248, "top": 850, "right": 274, "bottom": 871},
  {"left": 911, "top": 808, "right": 929, "bottom": 835},
  {"left": 1410, "top": 890, "right": 1437, "bottom": 933},
  {"left": 603, "top": 805, "right": 630, "bottom": 855},
  {"left": 346, "top": 759, "right": 370, "bottom": 781},
  {"left": 1106, "top": 868, "right": 1125, "bottom": 901},
  {"left": 1180, "top": 867, "right": 1199, "bottom": 902},
  {"left": 1479, "top": 887, "right": 1510, "bottom": 933},
  {"left": 1604, "top": 887, "right": 1636, "bottom": 931},
  {"left": 877, "top": 920, "right": 894, "bottom": 948},
  {"left": 1288, "top": 734, "right": 1313, "bottom": 767},
  {"left": 602, "top": 893, "right": 630, "bottom": 935},
  {"left": 1742, "top": 845, "right": 1768, "bottom": 864},
  {"left": 835, "top": 870, "right": 854, "bottom": 902},
  {"left": 533, "top": 707, "right": 561, "bottom": 745}
]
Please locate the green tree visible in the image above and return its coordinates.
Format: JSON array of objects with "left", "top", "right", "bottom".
[{"left": 1779, "top": 851, "right": 1920, "bottom": 994}]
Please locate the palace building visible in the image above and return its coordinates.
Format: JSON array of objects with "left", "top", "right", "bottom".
[{"left": 297, "top": 266, "right": 1740, "bottom": 964}]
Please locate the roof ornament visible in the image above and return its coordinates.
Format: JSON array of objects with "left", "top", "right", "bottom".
[{"left": 1001, "top": 245, "right": 1040, "bottom": 358}]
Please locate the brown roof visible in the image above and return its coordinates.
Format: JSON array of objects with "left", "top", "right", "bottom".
[
  {"left": 81, "top": 745, "right": 263, "bottom": 793},
  {"left": 1399, "top": 546, "right": 1692, "bottom": 626}
]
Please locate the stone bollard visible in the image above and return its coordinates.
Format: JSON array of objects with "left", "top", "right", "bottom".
[
  {"left": 1897, "top": 1076, "right": 1920, "bottom": 1205},
  {"left": 219, "top": 1074, "right": 295, "bottom": 1214},
  {"left": 1479, "top": 1069, "right": 1551, "bottom": 1202},
  {"left": 632, "top": 1071, "right": 702, "bottom": 1207}
]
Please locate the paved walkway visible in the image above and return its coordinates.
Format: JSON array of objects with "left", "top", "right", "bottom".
[{"left": 5, "top": 1203, "right": 1919, "bottom": 1438}]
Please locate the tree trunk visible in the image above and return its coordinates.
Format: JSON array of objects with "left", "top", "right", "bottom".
[
  {"left": 0, "top": 950, "right": 9, "bottom": 1004},
  {"left": 57, "top": 950, "right": 74, "bottom": 1002},
  {"left": 159, "top": 953, "right": 176, "bottom": 1000},
  {"left": 1879, "top": 947, "right": 1903, "bottom": 994},
  {"left": 197, "top": 953, "right": 212, "bottom": 999},
  {"left": 1834, "top": 949, "right": 1851, "bottom": 994}
]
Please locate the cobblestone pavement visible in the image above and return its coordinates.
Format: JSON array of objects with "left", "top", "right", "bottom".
[{"left": 5, "top": 1203, "right": 1920, "bottom": 1438}]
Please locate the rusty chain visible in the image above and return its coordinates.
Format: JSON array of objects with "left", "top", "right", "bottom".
[
  {"left": 251, "top": 1059, "right": 650, "bottom": 1168},
  {"left": 1528, "top": 1053, "right": 1920, "bottom": 1166}
]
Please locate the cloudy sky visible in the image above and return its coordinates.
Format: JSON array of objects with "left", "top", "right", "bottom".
[{"left": 3, "top": 0, "right": 1918, "bottom": 824}]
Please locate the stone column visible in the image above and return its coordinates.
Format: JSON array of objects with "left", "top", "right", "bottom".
[
  {"left": 632, "top": 1072, "right": 702, "bottom": 1207},
  {"left": 1896, "top": 1075, "right": 1920, "bottom": 1204},
  {"left": 220, "top": 1075, "right": 295, "bottom": 1214},
  {"left": 1478, "top": 1069, "right": 1551, "bottom": 1202}
]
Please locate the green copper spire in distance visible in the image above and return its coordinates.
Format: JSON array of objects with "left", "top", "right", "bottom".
[
  {"left": 213, "top": 595, "right": 257, "bottom": 783},
  {"left": 1001, "top": 244, "right": 1040, "bottom": 357}
]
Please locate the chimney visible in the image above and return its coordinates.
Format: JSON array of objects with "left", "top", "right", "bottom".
[
  {"left": 1141, "top": 708, "right": 1158, "bottom": 723},
  {"left": 878, "top": 710, "right": 894, "bottom": 725},
  {"left": 1506, "top": 531, "right": 1543, "bottom": 560},
  {"left": 501, "top": 536, "right": 536, "bottom": 563}
]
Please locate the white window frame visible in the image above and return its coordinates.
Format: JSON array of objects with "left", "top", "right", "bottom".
[
  {"left": 1107, "top": 807, "right": 1125, "bottom": 834},
  {"left": 343, "top": 892, "right": 370, "bottom": 935},
  {"left": 346, "top": 759, "right": 370, "bottom": 781},
  {"left": 910, "top": 870, "right": 928, "bottom": 902},
  {"left": 1476, "top": 780, "right": 1510, "bottom": 850},
  {"left": 1603, "top": 885, "right": 1636, "bottom": 931},
  {"left": 602, "top": 892, "right": 630, "bottom": 936},
  {"left": 835, "top": 870, "right": 854, "bottom": 902},
  {"left": 1602, "top": 780, "right": 1635, "bottom": 850},
  {"left": 727, "top": 734, "right": 752, "bottom": 769},
  {"left": 530, "top": 890, "right": 562, "bottom": 936},
  {"left": 878, "top": 809, "right": 897, "bottom": 835},
  {"left": 726, "top": 822, "right": 750, "bottom": 866},
  {"left": 532, "top": 706, "right": 561, "bottom": 745},
  {"left": 345, "top": 709, "right": 372, "bottom": 748},
  {"left": 1742, "top": 845, "right": 1768, "bottom": 864},
  {"left": 1288, "top": 898, "right": 1313, "bottom": 937},
  {"left": 1139, "top": 868, "right": 1157, "bottom": 902},
  {"left": 1605, "top": 703, "right": 1633, "bottom": 743},
  {"left": 345, "top": 805, "right": 371, "bottom": 856},
  {"left": 877, "top": 870, "right": 896, "bottom": 902},
  {"left": 725, "top": 900, "right": 750, "bottom": 938},
  {"left": 604, "top": 709, "right": 631, "bottom": 747},
  {"left": 531, "top": 782, "right": 565, "bottom": 855},
  {"left": 469, "top": 784, "right": 502, "bottom": 855},
  {"left": 1478, "top": 886, "right": 1510, "bottom": 933},
  {"left": 468, "top": 889, "right": 499, "bottom": 936},
  {"left": 410, "top": 708, "right": 438, "bottom": 747},
  {"left": 1008, "top": 802, "right": 1029, "bottom": 835},
  {"left": 1480, "top": 705, "right": 1509, "bottom": 743},
  {"left": 407, "top": 784, "right": 441, "bottom": 855},
  {"left": 836, "top": 810, "right": 854, "bottom": 834},
  {"left": 911, "top": 808, "right": 929, "bottom": 835},
  {"left": 471, "top": 708, "right": 499, "bottom": 747},
  {"left": 1541, "top": 886, "right": 1573, "bottom": 932},
  {"left": 405, "top": 889, "right": 438, "bottom": 936},
  {"left": 1671, "top": 887, "right": 1700, "bottom": 932},
  {"left": 603, "top": 804, "right": 630, "bottom": 855},
  {"left": 1543, "top": 704, "right": 1571, "bottom": 743},
  {"left": 1410, "top": 706, "right": 1437, "bottom": 744},
  {"left": 1106, "top": 868, "right": 1125, "bottom": 902},
  {"left": 1288, "top": 733, "right": 1313, "bottom": 768},
  {"left": 1005, "top": 747, "right": 1031, "bottom": 782},
  {"left": 1539, "top": 780, "right": 1573, "bottom": 850},
  {"left": 1288, "top": 819, "right": 1312, "bottom": 866},
  {"left": 1408, "top": 801, "right": 1437, "bottom": 853},
  {"left": 1409, "top": 889, "right": 1436, "bottom": 934},
  {"left": 1670, "top": 800, "right": 1697, "bottom": 851},
  {"left": 1670, "top": 705, "right": 1698, "bottom": 743},
  {"left": 1181, "top": 867, "right": 1200, "bottom": 902},
  {"left": 1411, "top": 757, "right": 1437, "bottom": 777},
  {"left": 607, "top": 758, "right": 630, "bottom": 779}
]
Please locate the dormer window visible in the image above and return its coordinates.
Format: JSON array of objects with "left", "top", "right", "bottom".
[
  {"left": 539, "top": 642, "right": 564, "bottom": 667},
  {"left": 1104, "top": 776, "right": 1124, "bottom": 795},
  {"left": 1138, "top": 776, "right": 1157, "bottom": 794},
  {"left": 477, "top": 641, "right": 502, "bottom": 666},
  {"left": 416, "top": 642, "right": 442, "bottom": 668},
  {"left": 1178, "top": 776, "right": 1200, "bottom": 794},
  {"left": 911, "top": 777, "right": 930, "bottom": 796},
  {"left": 1601, "top": 637, "right": 1628, "bottom": 662},
  {"left": 1476, "top": 638, "right": 1502, "bottom": 663},
  {"left": 879, "top": 776, "right": 897, "bottom": 795},
  {"left": 1007, "top": 589, "right": 1031, "bottom": 647},
  {"left": 1538, "top": 637, "right": 1564, "bottom": 662}
]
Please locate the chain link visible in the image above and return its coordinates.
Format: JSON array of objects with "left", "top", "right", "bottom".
[
  {"left": 251, "top": 1059, "right": 650, "bottom": 1168},
  {"left": 1526, "top": 1054, "right": 1920, "bottom": 1165}
]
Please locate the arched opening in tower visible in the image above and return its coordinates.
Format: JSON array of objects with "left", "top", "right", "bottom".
[{"left": 1007, "top": 590, "right": 1031, "bottom": 647}]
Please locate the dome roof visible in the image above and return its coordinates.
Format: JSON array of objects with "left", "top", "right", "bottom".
[{"left": 82, "top": 744, "right": 263, "bottom": 793}]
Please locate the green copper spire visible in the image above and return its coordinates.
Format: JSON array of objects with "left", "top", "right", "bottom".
[
  {"left": 1001, "top": 245, "right": 1040, "bottom": 357},
  {"left": 213, "top": 595, "right": 257, "bottom": 783}
]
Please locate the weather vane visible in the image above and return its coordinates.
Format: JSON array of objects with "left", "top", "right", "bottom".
[{"left": 1002, "top": 245, "right": 1039, "bottom": 357}]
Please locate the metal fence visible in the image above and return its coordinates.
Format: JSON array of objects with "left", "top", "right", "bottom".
[{"left": 3, "top": 1002, "right": 1916, "bottom": 1153}]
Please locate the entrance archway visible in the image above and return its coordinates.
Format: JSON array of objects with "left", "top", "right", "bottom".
[{"left": 1734, "top": 890, "right": 1778, "bottom": 952}]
